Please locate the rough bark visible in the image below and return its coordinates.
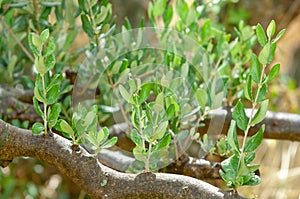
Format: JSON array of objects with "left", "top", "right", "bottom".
[{"left": 0, "top": 119, "right": 246, "bottom": 199}]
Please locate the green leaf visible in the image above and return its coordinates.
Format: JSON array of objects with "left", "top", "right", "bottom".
[
  {"left": 61, "top": 85, "right": 73, "bottom": 95},
  {"left": 84, "top": 110, "right": 96, "bottom": 127},
  {"left": 101, "top": 137, "right": 118, "bottom": 149},
  {"left": 221, "top": 154, "right": 239, "bottom": 173},
  {"left": 181, "top": 63, "right": 189, "bottom": 78},
  {"left": 46, "top": 83, "right": 60, "bottom": 105},
  {"left": 272, "top": 29, "right": 286, "bottom": 44},
  {"left": 98, "top": 127, "right": 109, "bottom": 145},
  {"left": 243, "top": 175, "right": 261, "bottom": 186},
  {"left": 133, "top": 146, "right": 146, "bottom": 162},
  {"left": 119, "top": 85, "right": 132, "bottom": 103},
  {"left": 32, "top": 122, "right": 45, "bottom": 134},
  {"left": 34, "top": 56, "right": 47, "bottom": 74},
  {"left": 153, "top": 134, "right": 171, "bottom": 151},
  {"left": 244, "top": 125, "right": 265, "bottom": 152},
  {"left": 250, "top": 100, "right": 269, "bottom": 126},
  {"left": 216, "top": 137, "right": 227, "bottom": 155},
  {"left": 78, "top": 0, "right": 88, "bottom": 13},
  {"left": 192, "top": 132, "right": 200, "bottom": 140},
  {"left": 166, "top": 104, "right": 175, "bottom": 120},
  {"left": 195, "top": 88, "right": 208, "bottom": 109},
  {"left": 201, "top": 19, "right": 211, "bottom": 40},
  {"left": 250, "top": 54, "right": 261, "bottom": 83},
  {"left": 227, "top": 120, "right": 239, "bottom": 152},
  {"left": 232, "top": 101, "right": 248, "bottom": 131},
  {"left": 60, "top": 119, "right": 74, "bottom": 136},
  {"left": 7, "top": 2, "right": 29, "bottom": 7},
  {"left": 138, "top": 83, "right": 152, "bottom": 104},
  {"left": 130, "top": 129, "right": 143, "bottom": 146},
  {"left": 245, "top": 152, "right": 256, "bottom": 164},
  {"left": 87, "top": 131, "right": 99, "bottom": 146},
  {"left": 34, "top": 85, "right": 46, "bottom": 103},
  {"left": 211, "top": 92, "right": 224, "bottom": 109},
  {"left": 33, "top": 97, "right": 43, "bottom": 118},
  {"left": 153, "top": 0, "right": 166, "bottom": 17},
  {"left": 186, "top": 5, "right": 196, "bottom": 26},
  {"left": 81, "top": 14, "right": 94, "bottom": 38},
  {"left": 95, "top": 6, "right": 109, "bottom": 24},
  {"left": 237, "top": 155, "right": 249, "bottom": 176},
  {"left": 153, "top": 121, "right": 168, "bottom": 141},
  {"left": 153, "top": 92, "right": 164, "bottom": 112},
  {"left": 131, "top": 109, "right": 138, "bottom": 129},
  {"left": 247, "top": 164, "right": 260, "bottom": 173},
  {"left": 40, "top": 1, "right": 61, "bottom": 7},
  {"left": 144, "top": 126, "right": 153, "bottom": 142},
  {"left": 258, "top": 42, "right": 276, "bottom": 65},
  {"left": 44, "top": 37, "right": 56, "bottom": 57},
  {"left": 129, "top": 79, "right": 136, "bottom": 94},
  {"left": 111, "top": 61, "right": 122, "bottom": 74},
  {"left": 54, "top": 120, "right": 70, "bottom": 139},
  {"left": 256, "top": 83, "right": 267, "bottom": 102},
  {"left": 256, "top": 24, "right": 267, "bottom": 47},
  {"left": 244, "top": 75, "right": 252, "bottom": 101},
  {"left": 176, "top": 0, "right": 189, "bottom": 22},
  {"left": 28, "top": 34, "right": 40, "bottom": 56},
  {"left": 163, "top": 6, "right": 173, "bottom": 27},
  {"left": 48, "top": 103, "right": 61, "bottom": 129},
  {"left": 265, "top": 64, "right": 280, "bottom": 83},
  {"left": 45, "top": 54, "right": 56, "bottom": 71},
  {"left": 116, "top": 68, "right": 130, "bottom": 84},
  {"left": 47, "top": 74, "right": 61, "bottom": 90},
  {"left": 266, "top": 20, "right": 276, "bottom": 39},
  {"left": 40, "top": 29, "right": 49, "bottom": 44},
  {"left": 31, "top": 34, "right": 42, "bottom": 52},
  {"left": 169, "top": 96, "right": 180, "bottom": 113},
  {"left": 124, "top": 18, "right": 132, "bottom": 30},
  {"left": 7, "top": 55, "right": 17, "bottom": 78},
  {"left": 219, "top": 170, "right": 228, "bottom": 184}
]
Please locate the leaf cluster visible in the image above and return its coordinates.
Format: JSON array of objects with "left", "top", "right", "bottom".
[{"left": 56, "top": 104, "right": 117, "bottom": 154}]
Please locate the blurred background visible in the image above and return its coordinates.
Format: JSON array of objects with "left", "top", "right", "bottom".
[{"left": 1, "top": 0, "right": 300, "bottom": 198}]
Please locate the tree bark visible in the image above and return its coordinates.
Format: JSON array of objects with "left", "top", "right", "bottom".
[{"left": 0, "top": 119, "right": 246, "bottom": 199}]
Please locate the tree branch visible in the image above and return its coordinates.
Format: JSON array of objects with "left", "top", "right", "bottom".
[
  {"left": 98, "top": 149, "right": 221, "bottom": 179},
  {"left": 0, "top": 95, "right": 41, "bottom": 124},
  {"left": 198, "top": 109, "right": 300, "bottom": 141},
  {"left": 0, "top": 119, "right": 246, "bottom": 199}
]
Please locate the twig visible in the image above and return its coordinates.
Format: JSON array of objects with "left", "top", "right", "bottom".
[{"left": 1, "top": 17, "right": 34, "bottom": 62}]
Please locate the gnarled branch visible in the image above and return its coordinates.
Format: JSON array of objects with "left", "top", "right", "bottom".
[{"left": 0, "top": 119, "right": 246, "bottom": 199}]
